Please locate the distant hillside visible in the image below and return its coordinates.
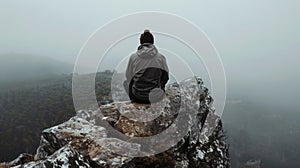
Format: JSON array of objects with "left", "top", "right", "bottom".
[
  {"left": 0, "top": 53, "right": 73, "bottom": 84},
  {"left": 0, "top": 72, "right": 113, "bottom": 161}
]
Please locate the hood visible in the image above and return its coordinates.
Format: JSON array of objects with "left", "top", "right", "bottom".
[{"left": 137, "top": 43, "right": 158, "bottom": 58}]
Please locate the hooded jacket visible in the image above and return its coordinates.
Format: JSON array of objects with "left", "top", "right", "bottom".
[{"left": 124, "top": 43, "right": 169, "bottom": 103}]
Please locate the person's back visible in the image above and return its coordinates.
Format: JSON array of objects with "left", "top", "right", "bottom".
[{"left": 124, "top": 30, "right": 169, "bottom": 104}]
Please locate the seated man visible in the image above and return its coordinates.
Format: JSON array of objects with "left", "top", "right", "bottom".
[{"left": 123, "top": 29, "right": 169, "bottom": 104}]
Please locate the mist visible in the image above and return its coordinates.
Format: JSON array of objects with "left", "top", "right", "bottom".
[
  {"left": 1, "top": 0, "right": 299, "bottom": 103},
  {"left": 0, "top": 0, "right": 299, "bottom": 167}
]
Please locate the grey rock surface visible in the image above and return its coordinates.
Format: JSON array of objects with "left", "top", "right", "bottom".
[{"left": 2, "top": 77, "right": 230, "bottom": 168}]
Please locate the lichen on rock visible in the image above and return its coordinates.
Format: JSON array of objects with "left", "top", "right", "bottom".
[{"left": 2, "top": 77, "right": 230, "bottom": 168}]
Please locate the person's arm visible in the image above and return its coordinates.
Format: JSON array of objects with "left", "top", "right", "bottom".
[
  {"left": 160, "top": 55, "right": 169, "bottom": 89},
  {"left": 161, "top": 69, "right": 169, "bottom": 89},
  {"left": 123, "top": 56, "right": 133, "bottom": 95}
]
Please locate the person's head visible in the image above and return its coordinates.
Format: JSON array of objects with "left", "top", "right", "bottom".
[{"left": 140, "top": 29, "right": 154, "bottom": 44}]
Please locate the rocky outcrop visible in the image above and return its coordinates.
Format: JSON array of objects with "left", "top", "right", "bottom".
[{"left": 1, "top": 77, "right": 230, "bottom": 168}]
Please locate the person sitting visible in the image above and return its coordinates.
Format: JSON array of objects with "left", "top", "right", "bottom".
[{"left": 123, "top": 29, "right": 169, "bottom": 104}]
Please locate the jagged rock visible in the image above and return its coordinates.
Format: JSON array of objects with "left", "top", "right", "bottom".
[
  {"left": 8, "top": 153, "right": 34, "bottom": 167},
  {"left": 14, "top": 145, "right": 90, "bottom": 168},
  {"left": 34, "top": 116, "right": 107, "bottom": 160},
  {"left": 34, "top": 116, "right": 133, "bottom": 167},
  {"left": 2, "top": 77, "right": 230, "bottom": 168}
]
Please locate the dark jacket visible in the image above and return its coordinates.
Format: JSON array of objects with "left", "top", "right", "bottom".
[{"left": 124, "top": 43, "right": 169, "bottom": 104}]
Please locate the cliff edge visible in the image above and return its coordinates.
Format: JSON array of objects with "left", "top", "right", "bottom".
[{"left": 1, "top": 77, "right": 230, "bottom": 168}]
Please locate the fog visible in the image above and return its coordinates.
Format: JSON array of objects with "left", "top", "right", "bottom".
[
  {"left": 1, "top": 0, "right": 299, "bottom": 105},
  {"left": 0, "top": 0, "right": 299, "bottom": 166}
]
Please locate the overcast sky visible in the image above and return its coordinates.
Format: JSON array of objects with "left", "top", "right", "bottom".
[{"left": 0, "top": 0, "right": 299, "bottom": 107}]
